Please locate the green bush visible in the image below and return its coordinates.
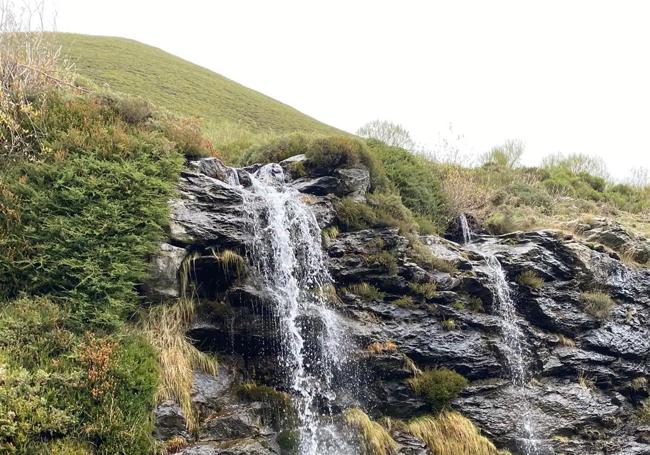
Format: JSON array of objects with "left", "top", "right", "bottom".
[
  {"left": 336, "top": 197, "right": 378, "bottom": 231},
  {"left": 367, "top": 140, "right": 448, "bottom": 233},
  {"left": 407, "top": 368, "right": 469, "bottom": 413},
  {"left": 0, "top": 298, "right": 158, "bottom": 454},
  {"left": 0, "top": 93, "right": 184, "bottom": 329}
]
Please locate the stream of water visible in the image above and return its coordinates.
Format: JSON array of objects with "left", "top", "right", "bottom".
[
  {"left": 460, "top": 214, "right": 541, "bottom": 455},
  {"left": 243, "top": 163, "right": 355, "bottom": 455}
]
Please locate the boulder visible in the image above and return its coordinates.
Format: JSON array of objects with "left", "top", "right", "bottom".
[{"left": 144, "top": 243, "right": 186, "bottom": 300}]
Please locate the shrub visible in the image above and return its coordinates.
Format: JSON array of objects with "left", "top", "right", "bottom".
[
  {"left": 0, "top": 93, "right": 184, "bottom": 329},
  {"left": 345, "top": 408, "right": 397, "bottom": 455},
  {"left": 367, "top": 140, "right": 448, "bottom": 232},
  {"left": 407, "top": 411, "right": 509, "bottom": 455},
  {"left": 485, "top": 211, "right": 518, "bottom": 235},
  {"left": 305, "top": 136, "right": 366, "bottom": 172},
  {"left": 366, "top": 251, "right": 398, "bottom": 275},
  {"left": 343, "top": 283, "right": 385, "bottom": 301},
  {"left": 162, "top": 115, "right": 216, "bottom": 159},
  {"left": 407, "top": 368, "right": 468, "bottom": 413},
  {"left": 115, "top": 96, "right": 154, "bottom": 124},
  {"left": 336, "top": 197, "right": 378, "bottom": 231},
  {"left": 240, "top": 133, "right": 313, "bottom": 165},
  {"left": 580, "top": 291, "right": 615, "bottom": 319},
  {"left": 517, "top": 270, "right": 544, "bottom": 289},
  {"left": 410, "top": 282, "right": 437, "bottom": 300}
]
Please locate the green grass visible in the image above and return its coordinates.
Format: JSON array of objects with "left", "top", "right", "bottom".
[{"left": 53, "top": 33, "right": 339, "bottom": 158}]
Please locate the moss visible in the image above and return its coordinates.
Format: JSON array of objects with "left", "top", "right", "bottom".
[
  {"left": 409, "top": 282, "right": 437, "bottom": 300},
  {"left": 451, "top": 301, "right": 465, "bottom": 311},
  {"left": 394, "top": 295, "right": 415, "bottom": 306},
  {"left": 517, "top": 270, "right": 544, "bottom": 290},
  {"left": 237, "top": 383, "right": 296, "bottom": 428},
  {"left": 343, "top": 283, "right": 385, "bottom": 301},
  {"left": 441, "top": 318, "right": 457, "bottom": 331},
  {"left": 407, "top": 368, "right": 468, "bottom": 413},
  {"left": 468, "top": 297, "right": 485, "bottom": 313},
  {"left": 276, "top": 430, "right": 299, "bottom": 454},
  {"left": 580, "top": 291, "right": 615, "bottom": 319},
  {"left": 639, "top": 398, "right": 650, "bottom": 423},
  {"left": 366, "top": 251, "right": 398, "bottom": 275}
]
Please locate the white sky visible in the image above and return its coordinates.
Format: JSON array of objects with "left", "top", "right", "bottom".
[{"left": 45, "top": 0, "right": 650, "bottom": 180}]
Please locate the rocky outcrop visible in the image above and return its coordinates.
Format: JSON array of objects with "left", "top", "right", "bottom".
[{"left": 149, "top": 156, "right": 650, "bottom": 455}]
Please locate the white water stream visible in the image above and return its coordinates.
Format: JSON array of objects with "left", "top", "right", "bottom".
[
  {"left": 460, "top": 214, "right": 541, "bottom": 455},
  {"left": 243, "top": 163, "right": 355, "bottom": 455}
]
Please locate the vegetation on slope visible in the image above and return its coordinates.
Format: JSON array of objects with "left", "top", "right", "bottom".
[{"left": 54, "top": 33, "right": 338, "bottom": 155}]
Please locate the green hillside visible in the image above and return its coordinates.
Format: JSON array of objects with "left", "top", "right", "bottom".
[{"left": 54, "top": 33, "right": 337, "bottom": 138}]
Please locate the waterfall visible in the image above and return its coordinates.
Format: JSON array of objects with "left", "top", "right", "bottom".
[
  {"left": 460, "top": 216, "right": 541, "bottom": 454},
  {"left": 459, "top": 213, "right": 473, "bottom": 244},
  {"left": 243, "top": 163, "right": 356, "bottom": 455}
]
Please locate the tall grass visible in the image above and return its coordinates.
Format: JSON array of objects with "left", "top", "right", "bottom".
[
  {"left": 407, "top": 411, "right": 510, "bottom": 455},
  {"left": 142, "top": 298, "right": 217, "bottom": 431},
  {"left": 345, "top": 408, "right": 397, "bottom": 455}
]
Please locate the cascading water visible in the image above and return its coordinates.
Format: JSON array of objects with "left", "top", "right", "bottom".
[
  {"left": 459, "top": 214, "right": 541, "bottom": 455},
  {"left": 242, "top": 163, "right": 356, "bottom": 455}
]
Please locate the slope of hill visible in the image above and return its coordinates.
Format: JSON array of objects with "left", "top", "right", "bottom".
[{"left": 54, "top": 33, "right": 337, "bottom": 138}]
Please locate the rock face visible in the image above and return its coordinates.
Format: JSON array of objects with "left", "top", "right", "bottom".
[{"left": 149, "top": 156, "right": 650, "bottom": 455}]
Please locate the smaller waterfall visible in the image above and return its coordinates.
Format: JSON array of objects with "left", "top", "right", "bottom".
[
  {"left": 242, "top": 164, "right": 356, "bottom": 455},
  {"left": 459, "top": 216, "right": 541, "bottom": 454},
  {"left": 459, "top": 213, "right": 473, "bottom": 244}
]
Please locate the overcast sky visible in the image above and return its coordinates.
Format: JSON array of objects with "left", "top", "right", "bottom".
[{"left": 45, "top": 0, "right": 649, "bottom": 180}]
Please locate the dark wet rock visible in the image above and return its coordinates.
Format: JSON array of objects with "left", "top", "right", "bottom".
[
  {"left": 188, "top": 158, "right": 240, "bottom": 185},
  {"left": 144, "top": 243, "right": 186, "bottom": 301},
  {"left": 157, "top": 158, "right": 650, "bottom": 455},
  {"left": 574, "top": 218, "right": 650, "bottom": 264},
  {"left": 170, "top": 171, "right": 250, "bottom": 248},
  {"left": 334, "top": 167, "right": 370, "bottom": 197},
  {"left": 581, "top": 323, "right": 650, "bottom": 360},
  {"left": 290, "top": 176, "right": 341, "bottom": 196},
  {"left": 155, "top": 400, "right": 189, "bottom": 440}
]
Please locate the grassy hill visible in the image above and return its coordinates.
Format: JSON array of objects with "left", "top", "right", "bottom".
[{"left": 54, "top": 33, "right": 338, "bottom": 142}]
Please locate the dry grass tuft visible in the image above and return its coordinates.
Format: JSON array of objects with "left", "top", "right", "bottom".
[
  {"left": 345, "top": 408, "right": 398, "bottom": 455},
  {"left": 409, "top": 281, "right": 437, "bottom": 300},
  {"left": 343, "top": 282, "right": 385, "bottom": 301},
  {"left": 578, "top": 371, "right": 596, "bottom": 390},
  {"left": 142, "top": 298, "right": 217, "bottom": 431},
  {"left": 215, "top": 249, "right": 246, "bottom": 278},
  {"left": 367, "top": 341, "right": 398, "bottom": 354},
  {"left": 402, "top": 355, "right": 423, "bottom": 376},
  {"left": 407, "top": 411, "right": 510, "bottom": 455},
  {"left": 555, "top": 334, "right": 576, "bottom": 347},
  {"left": 517, "top": 270, "right": 544, "bottom": 290},
  {"left": 580, "top": 291, "right": 615, "bottom": 319}
]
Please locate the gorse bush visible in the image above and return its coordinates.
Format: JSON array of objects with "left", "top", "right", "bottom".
[{"left": 0, "top": 93, "right": 184, "bottom": 328}]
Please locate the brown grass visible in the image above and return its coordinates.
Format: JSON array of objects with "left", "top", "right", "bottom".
[
  {"left": 345, "top": 408, "right": 397, "bottom": 455},
  {"left": 580, "top": 291, "right": 615, "bottom": 319},
  {"left": 367, "top": 341, "right": 398, "bottom": 354},
  {"left": 142, "top": 298, "right": 218, "bottom": 431},
  {"left": 407, "top": 411, "right": 510, "bottom": 455}
]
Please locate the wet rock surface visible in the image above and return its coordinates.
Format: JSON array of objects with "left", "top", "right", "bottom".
[{"left": 150, "top": 156, "right": 650, "bottom": 455}]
